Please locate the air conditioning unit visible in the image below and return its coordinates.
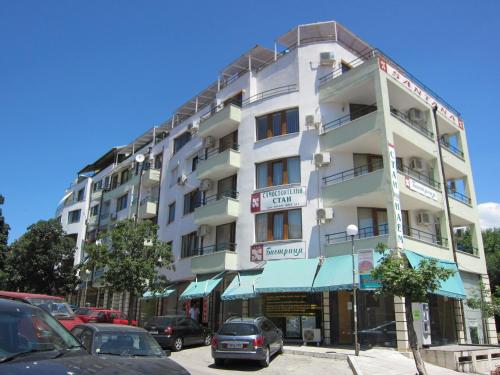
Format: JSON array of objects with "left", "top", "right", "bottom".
[
  {"left": 319, "top": 52, "right": 336, "bottom": 66},
  {"left": 199, "top": 179, "right": 213, "bottom": 191},
  {"left": 416, "top": 212, "right": 431, "bottom": 226},
  {"left": 177, "top": 174, "right": 188, "bottom": 185},
  {"left": 316, "top": 208, "right": 334, "bottom": 222},
  {"left": 305, "top": 115, "right": 320, "bottom": 129},
  {"left": 449, "top": 180, "right": 457, "bottom": 192},
  {"left": 409, "top": 157, "right": 425, "bottom": 172},
  {"left": 314, "top": 152, "right": 331, "bottom": 167},
  {"left": 407, "top": 107, "right": 426, "bottom": 125},
  {"left": 188, "top": 122, "right": 199, "bottom": 133},
  {"left": 302, "top": 328, "right": 321, "bottom": 343},
  {"left": 203, "top": 136, "right": 216, "bottom": 148},
  {"left": 110, "top": 213, "right": 117, "bottom": 221},
  {"left": 197, "top": 225, "right": 211, "bottom": 237}
]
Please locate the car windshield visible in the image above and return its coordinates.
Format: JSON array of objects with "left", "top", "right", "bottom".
[
  {"left": 0, "top": 306, "right": 82, "bottom": 362},
  {"left": 95, "top": 332, "right": 164, "bottom": 357},
  {"left": 146, "top": 316, "right": 175, "bottom": 326},
  {"left": 219, "top": 323, "right": 258, "bottom": 336},
  {"left": 75, "top": 308, "right": 92, "bottom": 315},
  {"left": 26, "top": 298, "right": 74, "bottom": 318}
]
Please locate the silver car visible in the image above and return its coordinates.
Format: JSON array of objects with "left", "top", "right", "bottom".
[{"left": 211, "top": 317, "right": 283, "bottom": 367}]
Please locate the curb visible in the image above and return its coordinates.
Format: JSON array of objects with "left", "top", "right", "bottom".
[
  {"left": 347, "top": 355, "right": 364, "bottom": 375},
  {"left": 283, "top": 347, "right": 349, "bottom": 360}
]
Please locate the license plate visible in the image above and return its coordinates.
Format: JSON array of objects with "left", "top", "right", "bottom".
[
  {"left": 226, "top": 343, "right": 243, "bottom": 349},
  {"left": 149, "top": 330, "right": 159, "bottom": 335}
]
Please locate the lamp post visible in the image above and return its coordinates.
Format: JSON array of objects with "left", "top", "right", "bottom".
[
  {"left": 346, "top": 224, "right": 360, "bottom": 356},
  {"left": 83, "top": 269, "right": 91, "bottom": 307}
]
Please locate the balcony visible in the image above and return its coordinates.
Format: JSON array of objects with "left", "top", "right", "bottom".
[
  {"left": 194, "top": 191, "right": 239, "bottom": 226},
  {"left": 390, "top": 107, "right": 434, "bottom": 140},
  {"left": 324, "top": 224, "right": 390, "bottom": 257},
  {"left": 142, "top": 168, "right": 160, "bottom": 186},
  {"left": 198, "top": 103, "right": 241, "bottom": 139},
  {"left": 448, "top": 189, "right": 474, "bottom": 226},
  {"left": 190, "top": 246, "right": 238, "bottom": 274},
  {"left": 440, "top": 138, "right": 465, "bottom": 161},
  {"left": 91, "top": 189, "right": 103, "bottom": 202},
  {"left": 138, "top": 197, "right": 157, "bottom": 219},
  {"left": 196, "top": 146, "right": 240, "bottom": 181},
  {"left": 86, "top": 214, "right": 98, "bottom": 227}
]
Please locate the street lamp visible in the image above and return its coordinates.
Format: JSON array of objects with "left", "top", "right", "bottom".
[
  {"left": 83, "top": 269, "right": 91, "bottom": 307},
  {"left": 346, "top": 224, "right": 360, "bottom": 356}
]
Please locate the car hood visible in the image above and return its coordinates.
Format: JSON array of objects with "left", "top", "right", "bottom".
[{"left": 100, "top": 356, "right": 189, "bottom": 375}]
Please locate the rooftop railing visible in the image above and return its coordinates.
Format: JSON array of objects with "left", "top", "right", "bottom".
[
  {"left": 390, "top": 107, "right": 434, "bottom": 140},
  {"left": 322, "top": 105, "right": 377, "bottom": 133},
  {"left": 323, "top": 159, "right": 383, "bottom": 185}
]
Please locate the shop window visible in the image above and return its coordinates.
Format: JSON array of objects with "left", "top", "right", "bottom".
[
  {"left": 181, "top": 231, "right": 198, "bottom": 258},
  {"left": 174, "top": 132, "right": 192, "bottom": 154},
  {"left": 256, "top": 156, "right": 300, "bottom": 189},
  {"left": 255, "top": 209, "right": 302, "bottom": 242},
  {"left": 117, "top": 193, "right": 128, "bottom": 212},
  {"left": 256, "top": 107, "right": 299, "bottom": 141}
]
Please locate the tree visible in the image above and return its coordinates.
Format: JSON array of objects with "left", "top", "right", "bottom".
[
  {"left": 371, "top": 244, "right": 455, "bottom": 375},
  {"left": 80, "top": 219, "right": 173, "bottom": 322},
  {"left": 4, "top": 219, "right": 78, "bottom": 295},
  {"left": 0, "top": 194, "right": 10, "bottom": 288}
]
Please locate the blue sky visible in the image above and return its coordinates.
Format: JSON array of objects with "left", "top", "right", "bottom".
[{"left": 1, "top": 0, "right": 500, "bottom": 241}]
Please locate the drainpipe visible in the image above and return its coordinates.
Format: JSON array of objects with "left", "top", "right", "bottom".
[{"left": 432, "top": 105, "right": 469, "bottom": 343}]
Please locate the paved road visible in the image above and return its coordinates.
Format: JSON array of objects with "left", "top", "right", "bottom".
[{"left": 170, "top": 346, "right": 353, "bottom": 375}]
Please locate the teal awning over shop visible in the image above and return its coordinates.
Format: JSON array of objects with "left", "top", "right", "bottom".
[
  {"left": 179, "top": 273, "right": 224, "bottom": 301},
  {"left": 142, "top": 288, "right": 175, "bottom": 299},
  {"left": 221, "top": 270, "right": 262, "bottom": 300},
  {"left": 255, "top": 259, "right": 320, "bottom": 293},
  {"left": 405, "top": 250, "right": 466, "bottom": 300}
]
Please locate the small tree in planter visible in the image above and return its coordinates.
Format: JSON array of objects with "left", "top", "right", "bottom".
[{"left": 371, "top": 244, "right": 455, "bottom": 375}]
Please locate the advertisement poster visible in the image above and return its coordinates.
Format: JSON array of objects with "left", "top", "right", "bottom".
[{"left": 358, "top": 249, "right": 380, "bottom": 290}]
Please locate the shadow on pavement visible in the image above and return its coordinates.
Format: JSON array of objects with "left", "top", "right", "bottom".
[{"left": 208, "top": 356, "right": 278, "bottom": 372}]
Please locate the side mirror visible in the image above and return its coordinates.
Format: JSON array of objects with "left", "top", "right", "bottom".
[{"left": 164, "top": 349, "right": 171, "bottom": 357}]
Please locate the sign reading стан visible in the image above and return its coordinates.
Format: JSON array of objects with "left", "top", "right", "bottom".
[{"left": 250, "top": 186, "right": 307, "bottom": 213}]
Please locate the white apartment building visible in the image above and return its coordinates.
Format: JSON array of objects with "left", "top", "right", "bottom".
[{"left": 57, "top": 21, "right": 497, "bottom": 351}]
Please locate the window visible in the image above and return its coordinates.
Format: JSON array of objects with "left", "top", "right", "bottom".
[
  {"left": 90, "top": 205, "right": 100, "bottom": 217},
  {"left": 120, "top": 169, "right": 130, "bottom": 185},
  {"left": 92, "top": 180, "right": 102, "bottom": 192},
  {"left": 216, "top": 222, "right": 236, "bottom": 251},
  {"left": 154, "top": 153, "right": 163, "bottom": 170},
  {"left": 217, "top": 175, "right": 237, "bottom": 199},
  {"left": 191, "top": 155, "right": 199, "bottom": 172},
  {"left": 169, "top": 166, "right": 178, "bottom": 187},
  {"left": 76, "top": 188, "right": 85, "bottom": 202},
  {"left": 167, "top": 202, "right": 176, "bottom": 224},
  {"left": 255, "top": 107, "right": 299, "bottom": 141},
  {"left": 110, "top": 174, "right": 119, "bottom": 189},
  {"left": 256, "top": 156, "right": 300, "bottom": 189},
  {"left": 68, "top": 209, "right": 81, "bottom": 224},
  {"left": 174, "top": 132, "right": 192, "bottom": 154},
  {"left": 219, "top": 131, "right": 238, "bottom": 153},
  {"left": 117, "top": 193, "right": 128, "bottom": 212},
  {"left": 357, "top": 207, "right": 409, "bottom": 237},
  {"left": 255, "top": 209, "right": 302, "bottom": 242},
  {"left": 183, "top": 189, "right": 201, "bottom": 215},
  {"left": 181, "top": 231, "right": 199, "bottom": 258}
]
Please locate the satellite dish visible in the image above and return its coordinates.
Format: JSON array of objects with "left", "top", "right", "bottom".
[{"left": 135, "top": 154, "right": 145, "bottom": 163}]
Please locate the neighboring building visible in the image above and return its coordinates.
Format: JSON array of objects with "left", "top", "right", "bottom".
[{"left": 57, "top": 21, "right": 497, "bottom": 350}]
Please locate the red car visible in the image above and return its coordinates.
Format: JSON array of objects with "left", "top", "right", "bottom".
[
  {"left": 0, "top": 290, "right": 83, "bottom": 330},
  {"left": 75, "top": 308, "right": 138, "bottom": 326}
]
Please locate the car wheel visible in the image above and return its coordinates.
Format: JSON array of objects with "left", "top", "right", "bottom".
[
  {"left": 278, "top": 339, "right": 284, "bottom": 354},
  {"left": 259, "top": 347, "right": 270, "bottom": 367},
  {"left": 173, "top": 337, "right": 183, "bottom": 352},
  {"left": 214, "top": 358, "right": 225, "bottom": 367},
  {"left": 204, "top": 334, "right": 212, "bottom": 346}
]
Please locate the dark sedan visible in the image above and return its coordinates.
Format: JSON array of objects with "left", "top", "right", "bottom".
[
  {"left": 143, "top": 315, "right": 212, "bottom": 351},
  {"left": 71, "top": 323, "right": 189, "bottom": 374}
]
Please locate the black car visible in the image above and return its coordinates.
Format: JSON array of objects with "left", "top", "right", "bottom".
[
  {"left": 71, "top": 323, "right": 189, "bottom": 374},
  {"left": 211, "top": 317, "right": 283, "bottom": 367},
  {"left": 143, "top": 315, "right": 212, "bottom": 351},
  {"left": 0, "top": 298, "right": 188, "bottom": 375}
]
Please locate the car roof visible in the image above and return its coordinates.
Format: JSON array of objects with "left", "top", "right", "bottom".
[
  {"left": 0, "top": 290, "right": 64, "bottom": 300},
  {"left": 224, "top": 316, "right": 264, "bottom": 324},
  {"left": 73, "top": 323, "right": 146, "bottom": 333},
  {"left": 0, "top": 298, "right": 41, "bottom": 312},
  {"left": 154, "top": 315, "right": 185, "bottom": 319}
]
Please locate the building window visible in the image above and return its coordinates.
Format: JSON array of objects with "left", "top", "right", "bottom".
[
  {"left": 90, "top": 205, "right": 100, "bottom": 217},
  {"left": 92, "top": 180, "right": 102, "bottom": 192},
  {"left": 256, "top": 107, "right": 299, "bottom": 141},
  {"left": 154, "top": 153, "right": 163, "bottom": 170},
  {"left": 215, "top": 222, "right": 236, "bottom": 251},
  {"left": 181, "top": 231, "right": 198, "bottom": 258},
  {"left": 170, "top": 166, "right": 178, "bottom": 187},
  {"left": 110, "top": 174, "right": 119, "bottom": 189},
  {"left": 256, "top": 156, "right": 300, "bottom": 189},
  {"left": 167, "top": 202, "right": 176, "bottom": 224},
  {"left": 174, "top": 132, "right": 192, "bottom": 154},
  {"left": 255, "top": 209, "right": 302, "bottom": 242},
  {"left": 77, "top": 188, "right": 85, "bottom": 202},
  {"left": 183, "top": 189, "right": 201, "bottom": 215},
  {"left": 120, "top": 169, "right": 130, "bottom": 185},
  {"left": 117, "top": 193, "right": 128, "bottom": 212},
  {"left": 191, "top": 155, "right": 199, "bottom": 172},
  {"left": 68, "top": 209, "right": 81, "bottom": 224}
]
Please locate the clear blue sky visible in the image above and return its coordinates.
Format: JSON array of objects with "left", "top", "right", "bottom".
[{"left": 1, "top": 0, "right": 499, "bottom": 242}]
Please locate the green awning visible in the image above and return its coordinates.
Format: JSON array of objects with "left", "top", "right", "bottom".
[
  {"left": 255, "top": 259, "right": 320, "bottom": 293},
  {"left": 142, "top": 288, "right": 175, "bottom": 299},
  {"left": 405, "top": 250, "right": 466, "bottom": 300},
  {"left": 179, "top": 273, "right": 224, "bottom": 301},
  {"left": 221, "top": 270, "right": 262, "bottom": 300}
]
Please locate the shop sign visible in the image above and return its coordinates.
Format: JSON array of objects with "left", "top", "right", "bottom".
[
  {"left": 378, "top": 57, "right": 464, "bottom": 131},
  {"left": 202, "top": 297, "right": 209, "bottom": 324},
  {"left": 263, "top": 293, "right": 318, "bottom": 317},
  {"left": 251, "top": 186, "right": 307, "bottom": 213},
  {"left": 358, "top": 249, "right": 380, "bottom": 290},
  {"left": 250, "top": 241, "right": 306, "bottom": 262},
  {"left": 405, "top": 176, "right": 439, "bottom": 201},
  {"left": 388, "top": 143, "right": 404, "bottom": 248}
]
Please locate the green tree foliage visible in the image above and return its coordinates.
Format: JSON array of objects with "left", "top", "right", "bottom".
[
  {"left": 0, "top": 194, "right": 10, "bottom": 287},
  {"left": 371, "top": 243, "right": 455, "bottom": 375},
  {"left": 80, "top": 219, "right": 173, "bottom": 319},
  {"left": 466, "top": 281, "right": 500, "bottom": 318},
  {"left": 4, "top": 219, "right": 78, "bottom": 295}
]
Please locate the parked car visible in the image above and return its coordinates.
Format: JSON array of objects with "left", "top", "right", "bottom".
[
  {"left": 358, "top": 320, "right": 397, "bottom": 347},
  {"left": 75, "top": 308, "right": 137, "bottom": 326},
  {"left": 0, "top": 298, "right": 189, "bottom": 375},
  {"left": 211, "top": 316, "right": 283, "bottom": 367},
  {"left": 0, "top": 291, "right": 83, "bottom": 330},
  {"left": 70, "top": 323, "right": 189, "bottom": 374},
  {"left": 143, "top": 315, "right": 212, "bottom": 351}
]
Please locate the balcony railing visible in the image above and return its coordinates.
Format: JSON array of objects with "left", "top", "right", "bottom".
[
  {"left": 456, "top": 242, "right": 479, "bottom": 256},
  {"left": 242, "top": 84, "right": 297, "bottom": 106},
  {"left": 447, "top": 189, "right": 471, "bottom": 205},
  {"left": 319, "top": 49, "right": 377, "bottom": 86},
  {"left": 323, "top": 160, "right": 383, "bottom": 185},
  {"left": 199, "top": 101, "right": 241, "bottom": 124},
  {"left": 439, "top": 138, "right": 464, "bottom": 159},
  {"left": 325, "top": 224, "right": 389, "bottom": 244},
  {"left": 390, "top": 108, "right": 434, "bottom": 140},
  {"left": 322, "top": 105, "right": 377, "bottom": 133},
  {"left": 398, "top": 164, "right": 441, "bottom": 190},
  {"left": 404, "top": 226, "right": 448, "bottom": 247},
  {"left": 202, "top": 190, "right": 239, "bottom": 206},
  {"left": 199, "top": 144, "right": 239, "bottom": 161},
  {"left": 197, "top": 243, "right": 237, "bottom": 255}
]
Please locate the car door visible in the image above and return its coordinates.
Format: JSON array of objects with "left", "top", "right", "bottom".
[
  {"left": 77, "top": 328, "right": 94, "bottom": 353},
  {"left": 176, "top": 318, "right": 192, "bottom": 344},
  {"left": 187, "top": 318, "right": 204, "bottom": 344},
  {"left": 260, "top": 319, "right": 279, "bottom": 354}
]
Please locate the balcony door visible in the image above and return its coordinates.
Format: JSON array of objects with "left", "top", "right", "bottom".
[
  {"left": 219, "top": 131, "right": 238, "bottom": 153},
  {"left": 217, "top": 175, "right": 237, "bottom": 200},
  {"left": 216, "top": 222, "right": 236, "bottom": 252}
]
